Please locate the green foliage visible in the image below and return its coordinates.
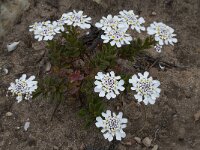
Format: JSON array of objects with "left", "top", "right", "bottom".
[
  {"left": 91, "top": 44, "right": 117, "bottom": 70},
  {"left": 62, "top": 26, "right": 86, "bottom": 57},
  {"left": 79, "top": 96, "right": 105, "bottom": 127},
  {"left": 80, "top": 76, "right": 94, "bottom": 95},
  {"left": 118, "top": 36, "right": 156, "bottom": 61},
  {"left": 47, "top": 26, "right": 86, "bottom": 68},
  {"left": 33, "top": 75, "right": 67, "bottom": 104},
  {"left": 35, "top": 26, "right": 86, "bottom": 102},
  {"left": 33, "top": 25, "right": 157, "bottom": 125},
  {"left": 79, "top": 77, "right": 105, "bottom": 127},
  {"left": 120, "top": 73, "right": 132, "bottom": 91},
  {"left": 47, "top": 40, "right": 67, "bottom": 67}
]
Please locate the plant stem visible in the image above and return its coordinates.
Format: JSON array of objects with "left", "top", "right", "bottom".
[
  {"left": 108, "top": 139, "right": 118, "bottom": 150},
  {"left": 50, "top": 100, "right": 62, "bottom": 121}
]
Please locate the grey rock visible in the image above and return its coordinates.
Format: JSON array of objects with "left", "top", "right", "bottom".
[
  {"left": 178, "top": 127, "right": 186, "bottom": 140},
  {"left": 142, "top": 137, "right": 152, "bottom": 147},
  {"left": 152, "top": 145, "right": 159, "bottom": 150},
  {"left": 53, "top": 146, "right": 59, "bottom": 150},
  {"left": 7, "top": 41, "right": 20, "bottom": 52},
  {"left": 0, "top": 0, "right": 30, "bottom": 38},
  {"left": 134, "top": 137, "right": 142, "bottom": 144}
]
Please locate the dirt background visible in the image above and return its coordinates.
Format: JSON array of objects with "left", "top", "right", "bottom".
[{"left": 0, "top": 0, "right": 200, "bottom": 149}]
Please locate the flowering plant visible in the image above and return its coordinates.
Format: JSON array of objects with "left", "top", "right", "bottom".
[
  {"left": 94, "top": 71, "right": 125, "bottom": 100},
  {"left": 6, "top": 8, "right": 178, "bottom": 143},
  {"left": 129, "top": 71, "right": 161, "bottom": 105},
  {"left": 147, "top": 22, "right": 177, "bottom": 52},
  {"left": 95, "top": 110, "right": 128, "bottom": 142},
  {"left": 8, "top": 74, "right": 38, "bottom": 103}
]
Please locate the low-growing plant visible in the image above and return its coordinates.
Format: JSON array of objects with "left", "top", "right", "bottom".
[
  {"left": 91, "top": 44, "right": 117, "bottom": 70},
  {"left": 7, "top": 9, "right": 178, "bottom": 142}
]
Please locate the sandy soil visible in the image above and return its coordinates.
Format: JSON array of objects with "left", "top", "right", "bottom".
[{"left": 0, "top": 0, "right": 200, "bottom": 150}]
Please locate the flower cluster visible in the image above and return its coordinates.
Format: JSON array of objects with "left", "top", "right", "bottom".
[
  {"left": 29, "top": 10, "right": 178, "bottom": 53},
  {"left": 19, "top": 9, "right": 178, "bottom": 143},
  {"left": 95, "top": 10, "right": 146, "bottom": 47},
  {"left": 95, "top": 10, "right": 178, "bottom": 51},
  {"left": 29, "top": 21, "right": 57, "bottom": 41},
  {"left": 147, "top": 22, "right": 177, "bottom": 52},
  {"left": 96, "top": 15, "right": 131, "bottom": 47},
  {"left": 8, "top": 74, "right": 38, "bottom": 103},
  {"left": 61, "top": 10, "right": 91, "bottom": 29},
  {"left": 95, "top": 15, "right": 127, "bottom": 32},
  {"left": 101, "top": 27, "right": 132, "bottom": 47},
  {"left": 94, "top": 71, "right": 125, "bottom": 100},
  {"left": 94, "top": 71, "right": 160, "bottom": 141},
  {"left": 119, "top": 10, "right": 145, "bottom": 33},
  {"left": 95, "top": 110, "right": 128, "bottom": 141},
  {"left": 29, "top": 10, "right": 91, "bottom": 41},
  {"left": 94, "top": 71, "right": 161, "bottom": 105},
  {"left": 129, "top": 71, "right": 161, "bottom": 105}
]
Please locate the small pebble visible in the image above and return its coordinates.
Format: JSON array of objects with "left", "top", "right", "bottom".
[
  {"left": 15, "top": 127, "right": 20, "bottom": 130},
  {"left": 53, "top": 146, "right": 59, "bottom": 150},
  {"left": 178, "top": 127, "right": 185, "bottom": 140},
  {"left": 134, "top": 137, "right": 141, "bottom": 144},
  {"left": 7, "top": 41, "right": 20, "bottom": 52},
  {"left": 152, "top": 145, "right": 159, "bottom": 150},
  {"left": 44, "top": 62, "right": 51, "bottom": 72},
  {"left": 0, "top": 67, "right": 9, "bottom": 76},
  {"left": 194, "top": 110, "right": 200, "bottom": 121},
  {"left": 3, "top": 68, "right": 8, "bottom": 74},
  {"left": 159, "top": 63, "right": 165, "bottom": 70},
  {"left": 151, "top": 11, "right": 157, "bottom": 16},
  {"left": 92, "top": 0, "right": 108, "bottom": 8},
  {"left": 24, "top": 121, "right": 30, "bottom": 131},
  {"left": 142, "top": 137, "right": 152, "bottom": 147},
  {"left": 6, "top": 112, "right": 13, "bottom": 117},
  {"left": 93, "top": 0, "right": 101, "bottom": 4}
]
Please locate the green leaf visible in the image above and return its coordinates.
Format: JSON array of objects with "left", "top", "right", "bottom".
[
  {"left": 118, "top": 36, "right": 156, "bottom": 61},
  {"left": 91, "top": 44, "right": 117, "bottom": 70},
  {"left": 78, "top": 109, "right": 87, "bottom": 117}
]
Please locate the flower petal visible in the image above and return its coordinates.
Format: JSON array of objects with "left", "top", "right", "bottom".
[{"left": 99, "top": 90, "right": 105, "bottom": 97}]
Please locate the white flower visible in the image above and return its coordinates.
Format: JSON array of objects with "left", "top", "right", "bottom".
[
  {"left": 95, "top": 110, "right": 128, "bottom": 142},
  {"left": 94, "top": 71, "right": 125, "bottom": 100},
  {"left": 101, "top": 28, "right": 132, "bottom": 47},
  {"left": 96, "top": 14, "right": 132, "bottom": 47},
  {"left": 147, "top": 22, "right": 177, "bottom": 46},
  {"left": 29, "top": 21, "right": 44, "bottom": 32},
  {"left": 52, "top": 18, "right": 66, "bottom": 33},
  {"left": 129, "top": 71, "right": 161, "bottom": 105},
  {"left": 95, "top": 14, "right": 128, "bottom": 31},
  {"left": 119, "top": 10, "right": 145, "bottom": 33},
  {"left": 154, "top": 44, "right": 163, "bottom": 53},
  {"left": 29, "top": 21, "right": 51, "bottom": 32},
  {"left": 30, "top": 21, "right": 57, "bottom": 41},
  {"left": 64, "top": 10, "right": 91, "bottom": 29},
  {"left": 8, "top": 74, "right": 38, "bottom": 103}
]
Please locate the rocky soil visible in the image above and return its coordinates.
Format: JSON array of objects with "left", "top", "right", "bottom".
[{"left": 0, "top": 0, "right": 200, "bottom": 150}]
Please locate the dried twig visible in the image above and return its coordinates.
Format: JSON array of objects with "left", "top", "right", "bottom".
[{"left": 45, "top": 0, "right": 59, "bottom": 9}]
